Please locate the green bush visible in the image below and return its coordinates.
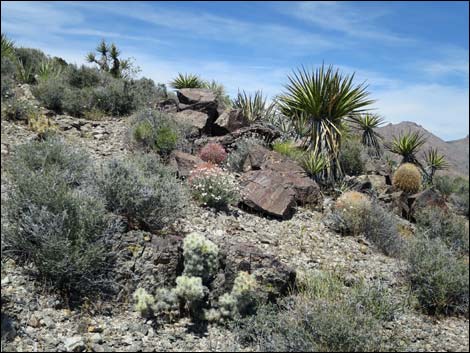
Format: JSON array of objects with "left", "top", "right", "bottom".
[
  {"left": 97, "top": 154, "right": 189, "bottom": 231},
  {"left": 130, "top": 109, "right": 183, "bottom": 156},
  {"left": 339, "top": 137, "right": 365, "bottom": 176},
  {"left": 1, "top": 96, "right": 35, "bottom": 121},
  {"left": 434, "top": 175, "right": 454, "bottom": 197},
  {"left": 2, "top": 138, "right": 120, "bottom": 296},
  {"left": 406, "top": 235, "right": 469, "bottom": 316},
  {"left": 90, "top": 79, "right": 135, "bottom": 116},
  {"left": 232, "top": 271, "right": 400, "bottom": 352},
  {"left": 65, "top": 64, "right": 103, "bottom": 89},
  {"left": 415, "top": 207, "right": 469, "bottom": 255},
  {"left": 14, "top": 47, "right": 47, "bottom": 75},
  {"left": 32, "top": 77, "right": 67, "bottom": 112},
  {"left": 130, "top": 77, "right": 168, "bottom": 109},
  {"left": 62, "top": 87, "right": 93, "bottom": 117}
]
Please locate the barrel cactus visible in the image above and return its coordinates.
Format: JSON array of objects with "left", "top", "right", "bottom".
[{"left": 393, "top": 163, "right": 421, "bottom": 194}]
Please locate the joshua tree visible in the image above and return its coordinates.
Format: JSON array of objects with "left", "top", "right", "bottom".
[
  {"left": 349, "top": 113, "right": 385, "bottom": 157},
  {"left": 86, "top": 39, "right": 132, "bottom": 78},
  {"left": 423, "top": 148, "right": 449, "bottom": 184},
  {"left": 277, "top": 64, "right": 374, "bottom": 181},
  {"left": 385, "top": 131, "right": 427, "bottom": 166}
]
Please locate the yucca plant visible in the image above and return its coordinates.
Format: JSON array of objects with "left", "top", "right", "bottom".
[
  {"left": 423, "top": 148, "right": 449, "bottom": 185},
  {"left": 232, "top": 90, "right": 276, "bottom": 124},
  {"left": 37, "top": 60, "right": 63, "bottom": 81},
  {"left": 300, "top": 150, "right": 328, "bottom": 182},
  {"left": 349, "top": 113, "right": 385, "bottom": 157},
  {"left": 170, "top": 73, "right": 205, "bottom": 89},
  {"left": 1, "top": 33, "right": 15, "bottom": 59},
  {"left": 15, "top": 59, "right": 35, "bottom": 84},
  {"left": 277, "top": 65, "right": 374, "bottom": 182},
  {"left": 385, "top": 131, "right": 427, "bottom": 166}
]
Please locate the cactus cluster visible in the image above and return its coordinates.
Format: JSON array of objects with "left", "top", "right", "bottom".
[
  {"left": 393, "top": 163, "right": 421, "bottom": 194},
  {"left": 174, "top": 275, "right": 206, "bottom": 302},
  {"left": 183, "top": 232, "right": 219, "bottom": 282},
  {"left": 133, "top": 288, "right": 155, "bottom": 318}
]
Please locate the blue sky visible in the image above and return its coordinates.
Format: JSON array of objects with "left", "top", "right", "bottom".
[{"left": 1, "top": 1, "right": 469, "bottom": 140}]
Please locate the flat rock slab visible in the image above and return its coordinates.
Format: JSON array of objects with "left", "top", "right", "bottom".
[
  {"left": 173, "top": 110, "right": 210, "bottom": 131},
  {"left": 169, "top": 150, "right": 203, "bottom": 178},
  {"left": 177, "top": 88, "right": 216, "bottom": 105},
  {"left": 240, "top": 169, "right": 297, "bottom": 219}
]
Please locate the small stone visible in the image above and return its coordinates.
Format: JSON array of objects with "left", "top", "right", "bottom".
[
  {"left": 27, "top": 315, "right": 40, "bottom": 328},
  {"left": 90, "top": 333, "right": 103, "bottom": 344},
  {"left": 63, "top": 336, "right": 85, "bottom": 352}
]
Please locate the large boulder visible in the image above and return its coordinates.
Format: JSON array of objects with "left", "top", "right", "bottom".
[
  {"left": 172, "top": 110, "right": 211, "bottom": 134},
  {"left": 239, "top": 148, "right": 322, "bottom": 218},
  {"left": 240, "top": 169, "right": 297, "bottom": 219},
  {"left": 169, "top": 150, "right": 203, "bottom": 178},
  {"left": 213, "top": 109, "right": 248, "bottom": 134},
  {"left": 177, "top": 88, "right": 219, "bottom": 124}
]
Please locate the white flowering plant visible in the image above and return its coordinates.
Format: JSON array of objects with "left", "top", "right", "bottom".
[{"left": 188, "top": 162, "right": 240, "bottom": 210}]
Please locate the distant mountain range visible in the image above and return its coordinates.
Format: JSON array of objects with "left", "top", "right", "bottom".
[{"left": 376, "top": 121, "right": 469, "bottom": 177}]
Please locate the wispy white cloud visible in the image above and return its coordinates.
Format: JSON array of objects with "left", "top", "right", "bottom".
[{"left": 282, "top": 1, "right": 415, "bottom": 44}]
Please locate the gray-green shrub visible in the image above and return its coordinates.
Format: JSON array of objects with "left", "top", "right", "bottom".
[
  {"left": 32, "top": 76, "right": 67, "bottom": 112},
  {"left": 406, "top": 234, "right": 469, "bottom": 316},
  {"left": 339, "top": 136, "right": 365, "bottom": 176},
  {"left": 97, "top": 154, "right": 189, "bottom": 231},
  {"left": 1, "top": 138, "right": 121, "bottom": 295}
]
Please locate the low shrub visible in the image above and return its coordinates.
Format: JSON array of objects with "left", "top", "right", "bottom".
[
  {"left": 188, "top": 163, "right": 240, "bottom": 210},
  {"left": 90, "top": 79, "right": 135, "bottom": 116},
  {"left": 65, "top": 64, "right": 103, "bottom": 89},
  {"left": 2, "top": 138, "right": 120, "bottom": 296},
  {"left": 32, "top": 77, "right": 67, "bottom": 112},
  {"left": 97, "top": 154, "right": 189, "bottom": 231},
  {"left": 333, "top": 191, "right": 372, "bottom": 236},
  {"left": 1, "top": 96, "right": 35, "bottom": 121},
  {"left": 415, "top": 206, "right": 469, "bottom": 255},
  {"left": 272, "top": 140, "right": 303, "bottom": 160},
  {"left": 231, "top": 271, "right": 400, "bottom": 352},
  {"left": 199, "top": 142, "right": 227, "bottom": 165},
  {"left": 406, "top": 234, "right": 469, "bottom": 316},
  {"left": 130, "top": 109, "right": 183, "bottom": 157},
  {"left": 339, "top": 137, "right": 365, "bottom": 176}
]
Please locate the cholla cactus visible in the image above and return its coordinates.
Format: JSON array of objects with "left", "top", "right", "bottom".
[
  {"left": 199, "top": 143, "right": 228, "bottom": 165},
  {"left": 232, "top": 271, "right": 258, "bottom": 315},
  {"left": 393, "top": 163, "right": 421, "bottom": 194},
  {"left": 218, "top": 293, "right": 238, "bottom": 319},
  {"left": 174, "top": 275, "right": 205, "bottom": 302},
  {"left": 133, "top": 288, "right": 155, "bottom": 318},
  {"left": 183, "top": 232, "right": 219, "bottom": 282},
  {"left": 153, "top": 288, "right": 179, "bottom": 317},
  {"left": 204, "top": 308, "right": 222, "bottom": 323}
]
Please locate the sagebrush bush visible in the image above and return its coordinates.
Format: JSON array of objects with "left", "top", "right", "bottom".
[
  {"left": 188, "top": 163, "right": 240, "bottom": 210},
  {"left": 406, "top": 234, "right": 469, "bottom": 316},
  {"left": 199, "top": 142, "right": 227, "bottom": 164},
  {"left": 339, "top": 136, "right": 365, "bottom": 176},
  {"left": 232, "top": 271, "right": 400, "bottom": 352},
  {"left": 1, "top": 95, "right": 35, "bottom": 121},
  {"left": 32, "top": 77, "right": 67, "bottom": 112},
  {"left": 90, "top": 79, "right": 135, "bottom": 116},
  {"left": 130, "top": 109, "right": 183, "bottom": 157},
  {"left": 415, "top": 206, "right": 469, "bottom": 255},
  {"left": 65, "top": 64, "right": 103, "bottom": 89},
  {"left": 97, "top": 154, "right": 188, "bottom": 231},
  {"left": 2, "top": 138, "right": 120, "bottom": 296},
  {"left": 333, "top": 191, "right": 372, "bottom": 236},
  {"left": 393, "top": 163, "right": 421, "bottom": 194},
  {"left": 183, "top": 232, "right": 219, "bottom": 283}
]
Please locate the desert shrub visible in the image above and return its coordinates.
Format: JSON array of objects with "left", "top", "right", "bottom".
[
  {"left": 32, "top": 76, "right": 67, "bottom": 112},
  {"left": 450, "top": 177, "right": 469, "bottom": 217},
  {"left": 130, "top": 109, "right": 183, "bottom": 157},
  {"left": 362, "top": 202, "right": 405, "bottom": 257},
  {"left": 339, "top": 137, "right": 365, "bottom": 176},
  {"left": 226, "top": 136, "right": 267, "bottom": 172},
  {"left": 188, "top": 163, "right": 240, "bottom": 210},
  {"left": 130, "top": 77, "right": 168, "bottom": 108},
  {"left": 2, "top": 138, "right": 120, "bottom": 295},
  {"left": 90, "top": 78, "right": 135, "bottom": 116},
  {"left": 232, "top": 271, "right": 399, "bottom": 352},
  {"left": 14, "top": 47, "right": 47, "bottom": 76},
  {"left": 97, "top": 154, "right": 188, "bottom": 231},
  {"left": 65, "top": 64, "right": 102, "bottom": 89},
  {"left": 393, "top": 163, "right": 422, "bottom": 194},
  {"left": 183, "top": 232, "right": 219, "bottom": 283},
  {"left": 406, "top": 234, "right": 469, "bottom": 316},
  {"left": 415, "top": 207, "right": 469, "bottom": 254},
  {"left": 1, "top": 95, "right": 35, "bottom": 121},
  {"left": 272, "top": 140, "right": 303, "bottom": 160},
  {"left": 332, "top": 191, "right": 372, "bottom": 236},
  {"left": 199, "top": 142, "right": 227, "bottom": 164},
  {"left": 62, "top": 87, "right": 93, "bottom": 117},
  {"left": 433, "top": 175, "right": 454, "bottom": 197}
]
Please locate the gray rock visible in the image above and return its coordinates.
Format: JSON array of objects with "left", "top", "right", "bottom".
[
  {"left": 177, "top": 88, "right": 216, "bottom": 105},
  {"left": 63, "top": 336, "right": 85, "bottom": 352},
  {"left": 173, "top": 110, "right": 211, "bottom": 131},
  {"left": 169, "top": 150, "right": 203, "bottom": 178},
  {"left": 214, "top": 109, "right": 248, "bottom": 133}
]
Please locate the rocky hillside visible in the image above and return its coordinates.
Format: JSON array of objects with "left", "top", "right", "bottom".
[{"left": 377, "top": 121, "right": 469, "bottom": 177}]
